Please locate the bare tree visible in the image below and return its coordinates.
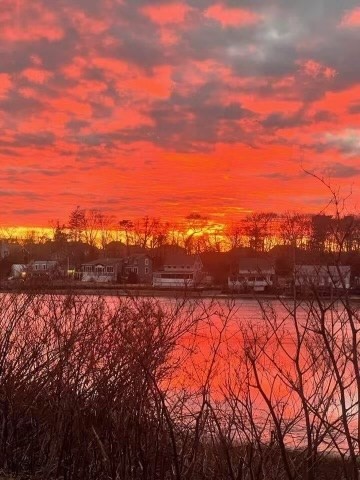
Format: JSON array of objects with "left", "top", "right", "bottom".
[
  {"left": 279, "top": 212, "right": 312, "bottom": 249},
  {"left": 68, "top": 206, "right": 86, "bottom": 243},
  {"left": 182, "top": 213, "right": 209, "bottom": 254},
  {"left": 119, "top": 219, "right": 135, "bottom": 252},
  {"left": 225, "top": 222, "right": 245, "bottom": 251},
  {"left": 242, "top": 212, "right": 278, "bottom": 252}
]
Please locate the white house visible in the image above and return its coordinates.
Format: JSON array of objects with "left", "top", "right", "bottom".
[
  {"left": 228, "top": 258, "right": 275, "bottom": 292},
  {"left": 153, "top": 253, "right": 204, "bottom": 288},
  {"left": 81, "top": 258, "right": 122, "bottom": 283},
  {"left": 294, "top": 265, "right": 351, "bottom": 291}
]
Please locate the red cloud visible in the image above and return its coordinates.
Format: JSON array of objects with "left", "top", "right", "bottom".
[
  {"left": 341, "top": 7, "right": 360, "bottom": 27},
  {"left": 22, "top": 68, "right": 53, "bottom": 84},
  {"left": 49, "top": 98, "right": 93, "bottom": 119},
  {"left": 141, "top": 3, "right": 192, "bottom": 25},
  {"left": 124, "top": 66, "right": 174, "bottom": 99},
  {"left": 204, "top": 3, "right": 261, "bottom": 27}
]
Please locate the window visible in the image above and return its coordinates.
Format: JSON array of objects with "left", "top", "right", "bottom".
[
  {"left": 145, "top": 267, "right": 149, "bottom": 274},
  {"left": 106, "top": 266, "right": 114, "bottom": 273},
  {"left": 145, "top": 258, "right": 149, "bottom": 266},
  {"left": 126, "top": 267, "right": 138, "bottom": 274},
  {"left": 42, "top": 264, "right": 47, "bottom": 270},
  {"left": 84, "top": 265, "right": 93, "bottom": 273}
]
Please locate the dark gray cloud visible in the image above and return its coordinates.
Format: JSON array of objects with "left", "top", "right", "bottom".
[
  {"left": 261, "top": 110, "right": 308, "bottom": 130},
  {"left": 122, "top": 80, "right": 255, "bottom": 150},
  {"left": 0, "top": 190, "right": 42, "bottom": 200},
  {"left": 261, "top": 172, "right": 296, "bottom": 181},
  {"left": 260, "top": 108, "right": 339, "bottom": 131},
  {"left": 15, "top": 132, "right": 56, "bottom": 147},
  {"left": 12, "top": 208, "right": 53, "bottom": 216},
  {"left": 4, "top": 166, "right": 63, "bottom": 177},
  {"left": 326, "top": 162, "right": 360, "bottom": 178},
  {"left": 0, "top": 93, "right": 42, "bottom": 119},
  {"left": 313, "top": 110, "right": 338, "bottom": 122},
  {"left": 349, "top": 103, "right": 360, "bottom": 115}
]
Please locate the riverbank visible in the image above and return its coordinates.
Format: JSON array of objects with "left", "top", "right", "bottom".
[
  {"left": 1, "top": 281, "right": 360, "bottom": 301},
  {"left": 0, "top": 284, "right": 274, "bottom": 299}
]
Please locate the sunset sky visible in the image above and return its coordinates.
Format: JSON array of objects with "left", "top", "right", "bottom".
[{"left": 1, "top": 0, "right": 359, "bottom": 227}]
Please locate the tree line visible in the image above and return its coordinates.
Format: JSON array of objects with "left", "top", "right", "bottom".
[{"left": 2, "top": 207, "right": 359, "bottom": 256}]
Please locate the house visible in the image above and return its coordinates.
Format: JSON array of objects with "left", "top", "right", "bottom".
[
  {"left": 228, "top": 258, "right": 275, "bottom": 292},
  {"left": 294, "top": 265, "right": 351, "bottom": 292},
  {"left": 0, "top": 241, "right": 10, "bottom": 260},
  {"left": 81, "top": 258, "right": 122, "bottom": 283},
  {"left": 26, "top": 260, "right": 60, "bottom": 279},
  {"left": 153, "top": 253, "right": 204, "bottom": 288},
  {"left": 121, "top": 254, "right": 152, "bottom": 284}
]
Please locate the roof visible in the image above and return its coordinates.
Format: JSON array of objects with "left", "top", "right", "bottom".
[
  {"left": 125, "top": 253, "right": 151, "bottom": 260},
  {"left": 123, "top": 254, "right": 151, "bottom": 265},
  {"left": 239, "top": 258, "right": 275, "bottom": 272},
  {"left": 163, "top": 253, "right": 202, "bottom": 267},
  {"left": 81, "top": 258, "right": 122, "bottom": 266},
  {"left": 30, "top": 260, "right": 58, "bottom": 265}
]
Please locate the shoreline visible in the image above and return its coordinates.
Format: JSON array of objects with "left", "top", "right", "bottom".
[{"left": 1, "top": 283, "right": 360, "bottom": 301}]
